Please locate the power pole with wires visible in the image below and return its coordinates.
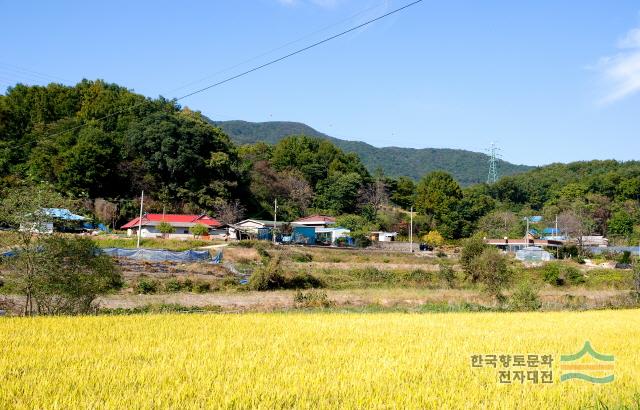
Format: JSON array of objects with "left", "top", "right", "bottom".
[
  {"left": 273, "top": 198, "right": 278, "bottom": 244},
  {"left": 136, "top": 190, "right": 144, "bottom": 249}
]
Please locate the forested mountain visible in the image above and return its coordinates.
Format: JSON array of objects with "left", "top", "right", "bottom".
[
  {"left": 0, "top": 80, "right": 638, "bottom": 243},
  {"left": 211, "top": 120, "right": 533, "bottom": 185}
]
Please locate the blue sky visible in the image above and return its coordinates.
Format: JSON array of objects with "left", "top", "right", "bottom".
[{"left": 2, "top": 0, "right": 639, "bottom": 166}]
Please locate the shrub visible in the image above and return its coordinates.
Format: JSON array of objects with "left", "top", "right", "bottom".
[
  {"left": 136, "top": 278, "right": 159, "bottom": 294},
  {"left": 193, "top": 282, "right": 211, "bottom": 293},
  {"left": 157, "top": 222, "right": 175, "bottom": 235},
  {"left": 543, "top": 263, "right": 584, "bottom": 286},
  {"left": 403, "top": 269, "right": 432, "bottom": 284},
  {"left": 189, "top": 224, "right": 209, "bottom": 238},
  {"left": 510, "top": 281, "right": 542, "bottom": 311},
  {"left": 254, "top": 243, "right": 271, "bottom": 261},
  {"left": 436, "top": 251, "right": 447, "bottom": 258},
  {"left": 293, "top": 290, "right": 333, "bottom": 308},
  {"left": 248, "top": 253, "right": 286, "bottom": 291},
  {"left": 423, "top": 230, "right": 444, "bottom": 247},
  {"left": 437, "top": 264, "right": 456, "bottom": 288},
  {"left": 558, "top": 245, "right": 579, "bottom": 259},
  {"left": 473, "top": 247, "right": 512, "bottom": 303},
  {"left": 291, "top": 252, "right": 313, "bottom": 263},
  {"left": 164, "top": 279, "right": 185, "bottom": 292},
  {"left": 460, "top": 236, "right": 486, "bottom": 282},
  {"left": 353, "top": 267, "right": 394, "bottom": 282},
  {"left": 619, "top": 251, "right": 632, "bottom": 265},
  {"left": 286, "top": 273, "right": 323, "bottom": 289}
]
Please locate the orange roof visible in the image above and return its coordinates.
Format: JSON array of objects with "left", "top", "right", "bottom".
[{"left": 121, "top": 214, "right": 221, "bottom": 229}]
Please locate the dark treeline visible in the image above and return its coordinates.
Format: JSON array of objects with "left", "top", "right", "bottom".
[{"left": 1, "top": 80, "right": 639, "bottom": 243}]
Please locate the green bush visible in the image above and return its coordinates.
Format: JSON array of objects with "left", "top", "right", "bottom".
[
  {"left": 437, "top": 264, "right": 456, "bottom": 288},
  {"left": 619, "top": 251, "right": 632, "bottom": 265},
  {"left": 543, "top": 263, "right": 584, "bottom": 286},
  {"left": 510, "top": 281, "right": 542, "bottom": 311},
  {"left": 135, "top": 278, "right": 159, "bottom": 294},
  {"left": 403, "top": 269, "right": 432, "bottom": 284},
  {"left": 291, "top": 252, "right": 313, "bottom": 263},
  {"left": 193, "top": 282, "right": 211, "bottom": 293},
  {"left": 460, "top": 236, "right": 486, "bottom": 282},
  {"left": 164, "top": 279, "right": 185, "bottom": 292},
  {"left": 473, "top": 247, "right": 512, "bottom": 303},
  {"left": 558, "top": 245, "right": 579, "bottom": 259},
  {"left": 353, "top": 267, "right": 394, "bottom": 282},
  {"left": 293, "top": 290, "right": 333, "bottom": 308},
  {"left": 248, "top": 253, "right": 286, "bottom": 290},
  {"left": 286, "top": 273, "right": 323, "bottom": 289}
]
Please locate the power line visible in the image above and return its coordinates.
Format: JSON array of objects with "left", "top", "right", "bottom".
[
  {"left": 175, "top": 0, "right": 423, "bottom": 101},
  {"left": 165, "top": 0, "right": 393, "bottom": 96},
  {"left": 14, "top": 0, "right": 423, "bottom": 149},
  {"left": 0, "top": 62, "right": 70, "bottom": 83}
]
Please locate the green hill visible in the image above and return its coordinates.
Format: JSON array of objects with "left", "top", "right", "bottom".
[{"left": 210, "top": 120, "right": 533, "bottom": 185}]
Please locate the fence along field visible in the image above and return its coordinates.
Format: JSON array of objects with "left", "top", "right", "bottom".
[{"left": 1, "top": 310, "right": 639, "bottom": 409}]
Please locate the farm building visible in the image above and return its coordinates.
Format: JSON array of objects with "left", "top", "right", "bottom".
[
  {"left": 228, "top": 219, "right": 287, "bottom": 240},
  {"left": 121, "top": 214, "right": 224, "bottom": 239},
  {"left": 484, "top": 237, "right": 564, "bottom": 252},
  {"left": 20, "top": 208, "right": 87, "bottom": 233},
  {"left": 370, "top": 231, "right": 397, "bottom": 242},
  {"left": 315, "top": 227, "right": 351, "bottom": 246},
  {"left": 292, "top": 215, "right": 336, "bottom": 228}
]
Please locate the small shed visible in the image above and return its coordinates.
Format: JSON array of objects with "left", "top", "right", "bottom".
[
  {"left": 370, "top": 231, "right": 397, "bottom": 242},
  {"left": 315, "top": 227, "right": 350, "bottom": 246}
]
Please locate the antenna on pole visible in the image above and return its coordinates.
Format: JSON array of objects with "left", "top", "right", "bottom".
[{"left": 486, "top": 142, "right": 501, "bottom": 184}]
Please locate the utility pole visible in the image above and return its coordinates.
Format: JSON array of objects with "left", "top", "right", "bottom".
[
  {"left": 524, "top": 216, "right": 530, "bottom": 247},
  {"left": 409, "top": 206, "right": 413, "bottom": 253},
  {"left": 136, "top": 190, "right": 144, "bottom": 249},
  {"left": 273, "top": 198, "right": 277, "bottom": 244},
  {"left": 554, "top": 215, "right": 560, "bottom": 259}
]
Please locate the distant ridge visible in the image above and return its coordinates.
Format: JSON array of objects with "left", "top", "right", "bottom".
[{"left": 210, "top": 120, "right": 533, "bottom": 185}]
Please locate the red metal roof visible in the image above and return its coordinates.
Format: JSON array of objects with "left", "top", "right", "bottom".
[
  {"left": 293, "top": 214, "right": 336, "bottom": 223},
  {"left": 121, "top": 214, "right": 221, "bottom": 229}
]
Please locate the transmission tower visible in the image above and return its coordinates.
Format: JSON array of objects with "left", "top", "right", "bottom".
[{"left": 486, "top": 142, "right": 501, "bottom": 184}]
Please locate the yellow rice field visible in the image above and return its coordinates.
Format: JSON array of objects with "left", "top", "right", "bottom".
[{"left": 1, "top": 310, "right": 639, "bottom": 409}]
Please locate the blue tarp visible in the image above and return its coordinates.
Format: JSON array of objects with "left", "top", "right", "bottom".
[
  {"left": 101, "top": 248, "right": 222, "bottom": 263},
  {"left": 41, "top": 208, "right": 86, "bottom": 221}
]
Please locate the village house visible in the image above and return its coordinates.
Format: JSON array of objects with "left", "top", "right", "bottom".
[
  {"left": 292, "top": 215, "right": 336, "bottom": 228},
  {"left": 228, "top": 219, "right": 287, "bottom": 240},
  {"left": 121, "top": 214, "right": 224, "bottom": 239}
]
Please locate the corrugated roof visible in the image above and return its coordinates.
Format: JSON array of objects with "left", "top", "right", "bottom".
[
  {"left": 121, "top": 214, "right": 221, "bottom": 229},
  {"left": 294, "top": 214, "right": 336, "bottom": 223}
]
